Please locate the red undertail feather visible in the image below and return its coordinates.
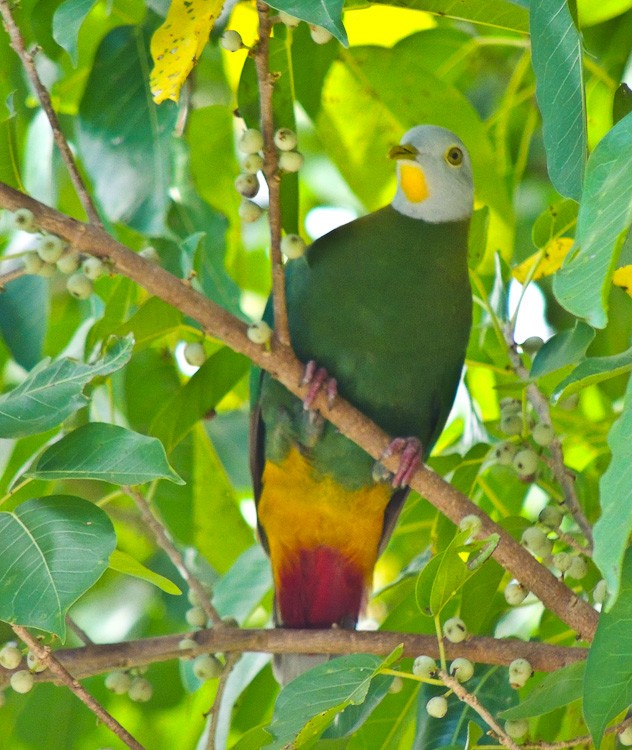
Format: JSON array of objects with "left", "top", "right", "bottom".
[{"left": 277, "top": 546, "right": 366, "bottom": 629}]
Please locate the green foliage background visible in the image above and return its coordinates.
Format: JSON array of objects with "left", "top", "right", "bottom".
[{"left": 0, "top": 0, "right": 631, "bottom": 747}]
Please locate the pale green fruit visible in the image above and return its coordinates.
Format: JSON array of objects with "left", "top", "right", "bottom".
[
  {"left": 82, "top": 256, "right": 105, "bottom": 280},
  {"left": 426, "top": 695, "right": 448, "bottom": 718},
  {"left": 450, "top": 657, "right": 474, "bottom": 682},
  {"left": 238, "top": 128, "right": 264, "bottom": 154},
  {"left": 513, "top": 448, "right": 538, "bottom": 477},
  {"left": 247, "top": 321, "right": 273, "bottom": 345},
  {"left": 593, "top": 579, "right": 608, "bottom": 604},
  {"left": 443, "top": 617, "right": 467, "bottom": 644},
  {"left": 66, "top": 273, "right": 93, "bottom": 300},
  {"left": 241, "top": 153, "right": 264, "bottom": 174},
  {"left": 521, "top": 336, "right": 544, "bottom": 354},
  {"left": 533, "top": 422, "right": 555, "bottom": 447},
  {"left": 193, "top": 654, "right": 222, "bottom": 680},
  {"left": 309, "top": 24, "right": 333, "bottom": 44},
  {"left": 26, "top": 651, "right": 47, "bottom": 673},
  {"left": 37, "top": 233, "right": 65, "bottom": 263},
  {"left": 12, "top": 208, "right": 37, "bottom": 232},
  {"left": 538, "top": 505, "right": 563, "bottom": 529},
  {"left": 185, "top": 606, "right": 207, "bottom": 628},
  {"left": 508, "top": 658, "right": 532, "bottom": 689},
  {"left": 128, "top": 676, "right": 152, "bottom": 702},
  {"left": 521, "top": 526, "right": 553, "bottom": 557},
  {"left": 235, "top": 173, "right": 260, "bottom": 198},
  {"left": 239, "top": 199, "right": 263, "bottom": 223},
  {"left": 504, "top": 581, "right": 528, "bottom": 606},
  {"left": 499, "top": 397, "right": 521, "bottom": 414},
  {"left": 412, "top": 655, "right": 436, "bottom": 678},
  {"left": 23, "top": 251, "right": 44, "bottom": 275},
  {"left": 220, "top": 30, "right": 243, "bottom": 52},
  {"left": 494, "top": 442, "right": 517, "bottom": 465},
  {"left": 552, "top": 552, "right": 572, "bottom": 573},
  {"left": 274, "top": 128, "right": 298, "bottom": 151},
  {"left": 56, "top": 252, "right": 81, "bottom": 274},
  {"left": 36, "top": 262, "right": 56, "bottom": 278},
  {"left": 183, "top": 342, "right": 206, "bottom": 368},
  {"left": 105, "top": 670, "right": 132, "bottom": 694},
  {"left": 619, "top": 725, "right": 632, "bottom": 746},
  {"left": 0, "top": 643, "right": 22, "bottom": 670},
  {"left": 567, "top": 556, "right": 587, "bottom": 579},
  {"left": 278, "top": 10, "right": 300, "bottom": 26},
  {"left": 10, "top": 670, "right": 34, "bottom": 694},
  {"left": 459, "top": 514, "right": 482, "bottom": 536},
  {"left": 278, "top": 150, "right": 304, "bottom": 172},
  {"left": 280, "top": 234, "right": 306, "bottom": 259},
  {"left": 500, "top": 414, "right": 523, "bottom": 436},
  {"left": 505, "top": 718, "right": 529, "bottom": 739}
]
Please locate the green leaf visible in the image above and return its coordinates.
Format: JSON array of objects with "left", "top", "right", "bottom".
[
  {"left": 267, "top": 0, "right": 348, "bottom": 45},
  {"left": 593, "top": 373, "right": 632, "bottom": 605},
  {"left": 0, "top": 336, "right": 133, "bottom": 438},
  {"left": 578, "top": 0, "right": 632, "bottom": 25},
  {"left": 77, "top": 23, "right": 178, "bottom": 234},
  {"left": 149, "top": 347, "right": 249, "bottom": 452},
  {"left": 0, "top": 275, "right": 47, "bottom": 371},
  {"left": 553, "top": 346, "right": 632, "bottom": 402},
  {"left": 500, "top": 660, "right": 585, "bottom": 720},
  {"left": 0, "top": 496, "right": 115, "bottom": 638},
  {"left": 109, "top": 549, "right": 181, "bottom": 595},
  {"left": 52, "top": 0, "right": 98, "bottom": 65},
  {"left": 614, "top": 83, "right": 632, "bottom": 125},
  {"left": 415, "top": 551, "right": 445, "bottom": 617},
  {"left": 264, "top": 649, "right": 402, "bottom": 749},
  {"left": 530, "top": 0, "right": 586, "bottom": 201},
  {"left": 430, "top": 529, "right": 471, "bottom": 615},
  {"left": 553, "top": 113, "right": 632, "bottom": 328},
  {"left": 532, "top": 199, "right": 578, "bottom": 249},
  {"left": 584, "top": 547, "right": 632, "bottom": 747},
  {"left": 530, "top": 321, "right": 595, "bottom": 379},
  {"left": 211, "top": 545, "right": 272, "bottom": 624},
  {"left": 28, "top": 422, "right": 183, "bottom": 485},
  {"left": 380, "top": 0, "right": 528, "bottom": 32},
  {"left": 113, "top": 296, "right": 182, "bottom": 350}
]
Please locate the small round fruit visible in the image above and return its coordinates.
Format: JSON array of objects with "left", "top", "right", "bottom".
[
  {"left": 82, "top": 256, "right": 105, "bottom": 280},
  {"left": 12, "top": 208, "right": 37, "bottom": 232},
  {"left": 140, "top": 245, "right": 160, "bottom": 262},
  {"left": 105, "top": 670, "right": 132, "bottom": 694},
  {"left": 187, "top": 587, "right": 202, "bottom": 606},
  {"left": 443, "top": 617, "right": 467, "bottom": 643},
  {"left": 66, "top": 272, "right": 93, "bottom": 300},
  {"left": 278, "top": 10, "right": 300, "bottom": 26},
  {"left": 619, "top": 725, "right": 632, "bottom": 746},
  {"left": 183, "top": 342, "right": 206, "bottom": 368},
  {"left": 500, "top": 414, "right": 523, "bottom": 436},
  {"left": 499, "top": 397, "right": 521, "bottom": 415},
  {"left": 241, "top": 153, "right": 264, "bottom": 174},
  {"left": 533, "top": 422, "right": 555, "bottom": 447},
  {"left": 309, "top": 24, "right": 333, "bottom": 44},
  {"left": 23, "top": 251, "right": 44, "bottom": 275},
  {"left": 56, "top": 252, "right": 80, "bottom": 275},
  {"left": 238, "top": 128, "right": 264, "bottom": 155},
  {"left": 10, "top": 669, "right": 34, "bottom": 694},
  {"left": 553, "top": 552, "right": 572, "bottom": 573},
  {"left": 521, "top": 526, "right": 553, "bottom": 557},
  {"left": 504, "top": 581, "right": 528, "bottom": 606},
  {"left": 593, "top": 579, "right": 608, "bottom": 604},
  {"left": 178, "top": 637, "right": 198, "bottom": 653},
  {"left": 459, "top": 514, "right": 482, "bottom": 536},
  {"left": 412, "top": 655, "right": 436, "bottom": 678},
  {"left": 280, "top": 233, "right": 306, "bottom": 259},
  {"left": 538, "top": 505, "right": 563, "bottom": 529},
  {"left": 193, "top": 654, "right": 223, "bottom": 681},
  {"left": 278, "top": 150, "right": 304, "bottom": 173},
  {"left": 521, "top": 336, "right": 544, "bottom": 355},
  {"left": 128, "top": 676, "right": 152, "bottom": 702},
  {"left": 239, "top": 199, "right": 263, "bottom": 223},
  {"left": 274, "top": 128, "right": 298, "bottom": 151},
  {"left": 494, "top": 442, "right": 517, "bottom": 465},
  {"left": 450, "top": 657, "right": 474, "bottom": 683},
  {"left": 388, "top": 676, "right": 404, "bottom": 694},
  {"left": 426, "top": 695, "right": 448, "bottom": 718},
  {"left": 235, "top": 173, "right": 260, "bottom": 198},
  {"left": 0, "top": 642, "right": 22, "bottom": 670},
  {"left": 247, "top": 320, "right": 273, "bottom": 345},
  {"left": 508, "top": 658, "right": 532, "bottom": 689},
  {"left": 185, "top": 606, "right": 207, "bottom": 628},
  {"left": 505, "top": 718, "right": 529, "bottom": 739},
  {"left": 567, "top": 556, "right": 587, "bottom": 580},
  {"left": 513, "top": 449, "right": 538, "bottom": 478},
  {"left": 26, "top": 651, "right": 47, "bottom": 673},
  {"left": 220, "top": 29, "right": 243, "bottom": 52},
  {"left": 37, "top": 233, "right": 65, "bottom": 263},
  {"left": 37, "top": 262, "right": 56, "bottom": 278}
]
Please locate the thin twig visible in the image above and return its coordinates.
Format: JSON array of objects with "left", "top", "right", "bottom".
[
  {"left": 0, "top": 182, "right": 600, "bottom": 642},
  {"left": 12, "top": 626, "right": 145, "bottom": 750},
  {"left": 65, "top": 616, "right": 94, "bottom": 645},
  {"left": 124, "top": 487, "right": 224, "bottom": 627},
  {"left": 205, "top": 653, "right": 240, "bottom": 750},
  {"left": 522, "top": 714, "right": 632, "bottom": 749},
  {"left": 254, "top": 0, "right": 290, "bottom": 347},
  {"left": 439, "top": 669, "right": 521, "bottom": 750},
  {"left": 504, "top": 324, "right": 593, "bottom": 547},
  {"left": 0, "top": 0, "right": 102, "bottom": 226}
]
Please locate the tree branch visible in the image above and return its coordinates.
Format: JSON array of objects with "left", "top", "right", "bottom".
[
  {"left": 0, "top": 0, "right": 102, "bottom": 226},
  {"left": 0, "top": 628, "right": 586, "bottom": 689},
  {"left": 0, "top": 182, "right": 599, "bottom": 641},
  {"left": 12, "top": 626, "right": 146, "bottom": 750}
]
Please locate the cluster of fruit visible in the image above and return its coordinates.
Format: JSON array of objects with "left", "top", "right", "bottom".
[
  {"left": 220, "top": 13, "right": 333, "bottom": 53},
  {"left": 0, "top": 641, "right": 47, "bottom": 697},
  {"left": 104, "top": 669, "right": 153, "bottom": 702},
  {"left": 10, "top": 208, "right": 104, "bottom": 299},
  {"left": 494, "top": 397, "right": 555, "bottom": 481},
  {"left": 177, "top": 638, "right": 223, "bottom": 681}
]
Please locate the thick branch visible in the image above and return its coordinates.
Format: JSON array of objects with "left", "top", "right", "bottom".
[
  {"left": 12, "top": 626, "right": 145, "bottom": 750},
  {"left": 0, "top": 1, "right": 102, "bottom": 225},
  {"left": 0, "top": 629, "right": 586, "bottom": 688},
  {"left": 0, "top": 183, "right": 599, "bottom": 641}
]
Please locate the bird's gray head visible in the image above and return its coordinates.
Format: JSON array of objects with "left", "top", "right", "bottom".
[{"left": 389, "top": 125, "right": 474, "bottom": 223}]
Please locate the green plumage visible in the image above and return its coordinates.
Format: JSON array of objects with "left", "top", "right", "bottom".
[{"left": 254, "top": 205, "right": 471, "bottom": 492}]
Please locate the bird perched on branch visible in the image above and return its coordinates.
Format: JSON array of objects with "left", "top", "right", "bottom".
[{"left": 250, "top": 125, "right": 474, "bottom": 684}]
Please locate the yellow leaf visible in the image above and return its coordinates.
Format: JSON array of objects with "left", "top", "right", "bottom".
[
  {"left": 109, "top": 549, "right": 182, "bottom": 595},
  {"left": 150, "top": 0, "right": 224, "bottom": 104},
  {"left": 512, "top": 237, "right": 574, "bottom": 284},
  {"left": 613, "top": 265, "right": 632, "bottom": 297}
]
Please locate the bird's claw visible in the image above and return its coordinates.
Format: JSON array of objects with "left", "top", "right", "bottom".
[
  {"left": 376, "top": 437, "right": 423, "bottom": 488},
  {"left": 301, "top": 360, "right": 337, "bottom": 410}
]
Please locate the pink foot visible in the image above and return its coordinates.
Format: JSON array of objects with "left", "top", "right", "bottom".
[
  {"left": 301, "top": 360, "right": 337, "bottom": 410},
  {"left": 380, "top": 437, "right": 423, "bottom": 488}
]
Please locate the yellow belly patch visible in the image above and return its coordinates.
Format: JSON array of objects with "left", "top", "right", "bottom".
[
  {"left": 257, "top": 447, "right": 392, "bottom": 587},
  {"left": 400, "top": 164, "right": 429, "bottom": 203}
]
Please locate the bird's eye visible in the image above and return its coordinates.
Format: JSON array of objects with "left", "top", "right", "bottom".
[{"left": 446, "top": 146, "right": 463, "bottom": 166}]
